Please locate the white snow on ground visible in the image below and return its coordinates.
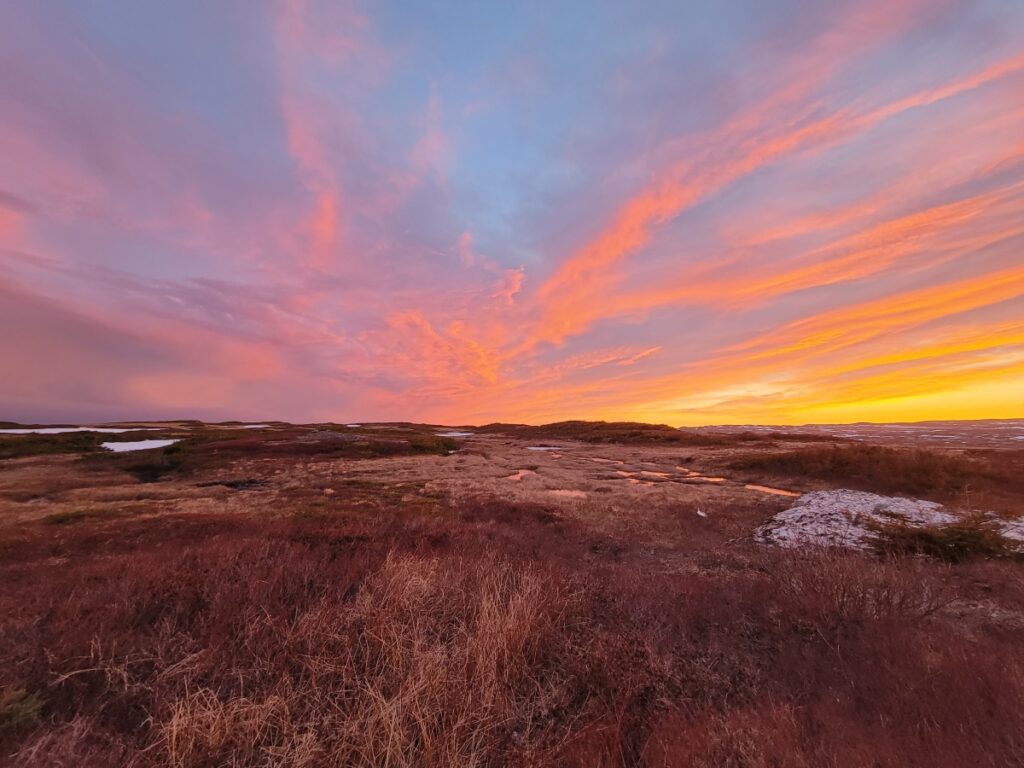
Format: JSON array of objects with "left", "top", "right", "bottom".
[
  {"left": 240, "top": 424, "right": 270, "bottom": 429},
  {"left": 0, "top": 427, "right": 150, "bottom": 435},
  {"left": 1000, "top": 519, "right": 1024, "bottom": 545},
  {"left": 758, "top": 490, "right": 1024, "bottom": 551},
  {"left": 526, "top": 446, "right": 561, "bottom": 451},
  {"left": 436, "top": 431, "right": 474, "bottom": 437},
  {"left": 101, "top": 439, "right": 180, "bottom": 453},
  {"left": 757, "top": 490, "right": 956, "bottom": 550}
]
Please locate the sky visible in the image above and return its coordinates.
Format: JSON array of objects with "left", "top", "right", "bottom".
[{"left": 2, "top": 0, "right": 1023, "bottom": 426}]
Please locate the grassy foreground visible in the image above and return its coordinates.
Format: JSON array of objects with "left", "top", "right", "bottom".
[
  {"left": 1, "top": 423, "right": 1023, "bottom": 766},
  {"left": 3, "top": 506, "right": 1024, "bottom": 766}
]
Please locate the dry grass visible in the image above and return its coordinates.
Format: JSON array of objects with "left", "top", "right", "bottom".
[
  {"left": 76, "top": 428, "right": 458, "bottom": 483},
  {"left": 154, "top": 555, "right": 566, "bottom": 767},
  {"left": 477, "top": 421, "right": 842, "bottom": 447},
  {"left": 3, "top": 424, "right": 1024, "bottom": 766},
  {"left": 478, "top": 421, "right": 729, "bottom": 446},
  {"left": 730, "top": 444, "right": 985, "bottom": 496},
  {"left": 868, "top": 515, "right": 1021, "bottom": 562},
  {"left": 2, "top": 504, "right": 1023, "bottom": 767}
]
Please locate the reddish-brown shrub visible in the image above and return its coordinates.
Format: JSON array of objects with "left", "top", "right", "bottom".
[{"left": 2, "top": 506, "right": 1024, "bottom": 767}]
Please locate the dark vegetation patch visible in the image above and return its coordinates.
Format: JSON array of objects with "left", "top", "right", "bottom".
[
  {"left": 2, "top": 506, "right": 1023, "bottom": 767},
  {"left": 208, "top": 421, "right": 282, "bottom": 427},
  {"left": 78, "top": 428, "right": 457, "bottom": 483},
  {"left": 41, "top": 509, "right": 123, "bottom": 526},
  {"left": 479, "top": 421, "right": 727, "bottom": 445},
  {"left": 82, "top": 440, "right": 190, "bottom": 483},
  {"left": 0, "top": 423, "right": 76, "bottom": 430},
  {"left": 729, "top": 429, "right": 844, "bottom": 442},
  {"left": 478, "top": 420, "right": 840, "bottom": 447},
  {"left": 0, "top": 430, "right": 185, "bottom": 461},
  {"left": 0, "top": 689, "right": 43, "bottom": 738},
  {"left": 729, "top": 444, "right": 1014, "bottom": 498},
  {"left": 181, "top": 427, "right": 456, "bottom": 463},
  {"left": 0, "top": 433, "right": 107, "bottom": 460},
  {"left": 869, "top": 516, "right": 1022, "bottom": 563},
  {"left": 193, "top": 478, "right": 267, "bottom": 490}
]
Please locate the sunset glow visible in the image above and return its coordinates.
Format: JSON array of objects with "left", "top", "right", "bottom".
[{"left": 2, "top": 1, "right": 1022, "bottom": 424}]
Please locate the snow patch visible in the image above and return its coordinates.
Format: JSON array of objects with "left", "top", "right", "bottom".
[
  {"left": 757, "top": 490, "right": 955, "bottom": 550},
  {"left": 999, "top": 518, "right": 1024, "bottom": 544},
  {"left": 102, "top": 439, "right": 181, "bottom": 453}
]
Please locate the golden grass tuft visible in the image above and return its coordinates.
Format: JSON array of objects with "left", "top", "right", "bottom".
[{"left": 151, "top": 554, "right": 570, "bottom": 768}]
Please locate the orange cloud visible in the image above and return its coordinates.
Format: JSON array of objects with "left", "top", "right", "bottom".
[
  {"left": 524, "top": 50, "right": 1024, "bottom": 350},
  {"left": 729, "top": 265, "right": 1024, "bottom": 363}
]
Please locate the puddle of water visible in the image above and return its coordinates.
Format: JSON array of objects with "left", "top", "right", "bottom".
[
  {"left": 549, "top": 489, "right": 587, "bottom": 499},
  {"left": 526, "top": 446, "right": 561, "bottom": 451},
  {"left": 240, "top": 424, "right": 270, "bottom": 429},
  {"left": 345, "top": 424, "right": 362, "bottom": 428},
  {"left": 505, "top": 469, "right": 536, "bottom": 481},
  {"left": 436, "top": 431, "right": 474, "bottom": 437},
  {"left": 101, "top": 439, "right": 181, "bottom": 453},
  {"left": 745, "top": 484, "right": 801, "bottom": 497},
  {"left": 0, "top": 426, "right": 150, "bottom": 435}
]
